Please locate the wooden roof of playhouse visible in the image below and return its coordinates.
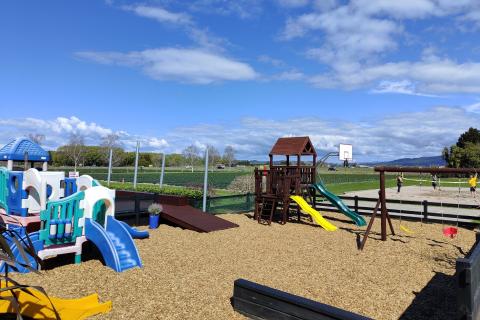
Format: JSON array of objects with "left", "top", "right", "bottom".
[{"left": 269, "top": 136, "right": 317, "bottom": 156}]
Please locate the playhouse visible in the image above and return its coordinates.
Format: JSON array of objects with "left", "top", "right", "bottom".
[
  {"left": 254, "top": 136, "right": 366, "bottom": 228},
  {"left": 0, "top": 137, "right": 50, "bottom": 171},
  {"left": 0, "top": 138, "right": 147, "bottom": 274}
]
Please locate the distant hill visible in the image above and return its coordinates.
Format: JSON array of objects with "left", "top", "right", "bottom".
[{"left": 363, "top": 156, "right": 446, "bottom": 167}]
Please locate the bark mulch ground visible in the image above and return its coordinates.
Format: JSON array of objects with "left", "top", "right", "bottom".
[{"left": 11, "top": 212, "right": 477, "bottom": 319}]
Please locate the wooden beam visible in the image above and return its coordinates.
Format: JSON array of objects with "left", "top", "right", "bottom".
[
  {"left": 232, "top": 279, "right": 372, "bottom": 320},
  {"left": 375, "top": 166, "right": 480, "bottom": 174}
]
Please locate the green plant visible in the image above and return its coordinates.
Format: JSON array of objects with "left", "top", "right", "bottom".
[
  {"left": 148, "top": 203, "right": 163, "bottom": 216},
  {"left": 104, "top": 181, "right": 203, "bottom": 199}
]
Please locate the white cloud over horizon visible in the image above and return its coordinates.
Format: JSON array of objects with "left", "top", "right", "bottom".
[{"left": 0, "top": 107, "right": 478, "bottom": 162}]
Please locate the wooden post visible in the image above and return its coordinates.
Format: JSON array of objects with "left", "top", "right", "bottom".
[
  {"left": 313, "top": 154, "right": 317, "bottom": 209},
  {"left": 354, "top": 195, "right": 359, "bottom": 214},
  {"left": 360, "top": 197, "right": 381, "bottom": 250},
  {"left": 380, "top": 170, "right": 387, "bottom": 241},
  {"left": 422, "top": 200, "right": 428, "bottom": 221}
]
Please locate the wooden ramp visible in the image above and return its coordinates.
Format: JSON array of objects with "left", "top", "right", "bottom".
[{"left": 161, "top": 205, "right": 238, "bottom": 233}]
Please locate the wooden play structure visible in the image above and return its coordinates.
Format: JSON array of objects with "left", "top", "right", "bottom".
[{"left": 254, "top": 137, "right": 317, "bottom": 225}]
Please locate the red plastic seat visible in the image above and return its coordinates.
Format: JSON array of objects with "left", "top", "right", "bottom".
[{"left": 443, "top": 227, "right": 458, "bottom": 239}]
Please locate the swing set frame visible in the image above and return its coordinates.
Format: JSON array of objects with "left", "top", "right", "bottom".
[{"left": 360, "top": 166, "right": 480, "bottom": 250}]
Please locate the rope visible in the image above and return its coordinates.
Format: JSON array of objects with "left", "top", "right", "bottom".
[
  {"left": 399, "top": 198, "right": 414, "bottom": 234},
  {"left": 402, "top": 178, "right": 467, "bottom": 184}
]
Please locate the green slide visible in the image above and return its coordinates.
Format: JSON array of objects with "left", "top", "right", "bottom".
[{"left": 312, "top": 181, "right": 367, "bottom": 227}]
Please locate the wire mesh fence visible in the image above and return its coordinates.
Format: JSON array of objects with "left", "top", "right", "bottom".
[
  {"left": 191, "top": 193, "right": 255, "bottom": 214},
  {"left": 51, "top": 166, "right": 251, "bottom": 189}
]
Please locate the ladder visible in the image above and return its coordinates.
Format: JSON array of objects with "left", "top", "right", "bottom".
[{"left": 257, "top": 197, "right": 276, "bottom": 225}]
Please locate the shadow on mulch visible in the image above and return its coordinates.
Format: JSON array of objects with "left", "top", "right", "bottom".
[{"left": 400, "top": 272, "right": 458, "bottom": 320}]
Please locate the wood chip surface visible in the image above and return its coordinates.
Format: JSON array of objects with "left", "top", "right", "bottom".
[{"left": 10, "top": 213, "right": 477, "bottom": 319}]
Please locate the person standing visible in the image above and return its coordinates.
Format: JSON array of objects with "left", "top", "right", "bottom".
[
  {"left": 432, "top": 174, "right": 438, "bottom": 191},
  {"left": 397, "top": 174, "right": 403, "bottom": 193},
  {"left": 469, "top": 173, "right": 478, "bottom": 198}
]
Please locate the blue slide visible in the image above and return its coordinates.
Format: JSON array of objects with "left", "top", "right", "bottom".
[
  {"left": 0, "top": 231, "right": 44, "bottom": 274},
  {"left": 312, "top": 181, "right": 367, "bottom": 227},
  {"left": 85, "top": 216, "right": 142, "bottom": 272},
  {"left": 118, "top": 220, "right": 149, "bottom": 239}
]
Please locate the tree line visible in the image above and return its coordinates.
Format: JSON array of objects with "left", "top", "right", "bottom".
[{"left": 48, "top": 133, "right": 238, "bottom": 169}]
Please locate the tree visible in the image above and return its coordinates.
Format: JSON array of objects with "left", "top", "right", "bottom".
[
  {"left": 457, "top": 127, "right": 480, "bottom": 148},
  {"left": 83, "top": 146, "right": 106, "bottom": 166},
  {"left": 206, "top": 145, "right": 221, "bottom": 168},
  {"left": 223, "top": 145, "right": 235, "bottom": 167},
  {"left": 100, "top": 134, "right": 124, "bottom": 167},
  {"left": 444, "top": 128, "right": 480, "bottom": 168},
  {"left": 62, "top": 133, "right": 85, "bottom": 172},
  {"left": 28, "top": 133, "right": 45, "bottom": 145},
  {"left": 182, "top": 145, "right": 200, "bottom": 172},
  {"left": 166, "top": 153, "right": 184, "bottom": 167}
]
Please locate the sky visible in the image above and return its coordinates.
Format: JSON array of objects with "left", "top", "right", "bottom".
[{"left": 1, "top": 0, "right": 480, "bottom": 162}]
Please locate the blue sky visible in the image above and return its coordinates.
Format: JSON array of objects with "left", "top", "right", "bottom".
[{"left": 1, "top": 0, "right": 480, "bottom": 161}]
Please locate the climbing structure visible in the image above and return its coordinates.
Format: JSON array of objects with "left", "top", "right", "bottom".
[
  {"left": 0, "top": 166, "right": 147, "bottom": 274},
  {"left": 254, "top": 137, "right": 318, "bottom": 225},
  {"left": 254, "top": 137, "right": 366, "bottom": 229}
]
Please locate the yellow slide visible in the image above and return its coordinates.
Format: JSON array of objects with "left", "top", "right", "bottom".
[
  {"left": 290, "top": 196, "right": 338, "bottom": 231},
  {"left": 0, "top": 283, "right": 112, "bottom": 320}
]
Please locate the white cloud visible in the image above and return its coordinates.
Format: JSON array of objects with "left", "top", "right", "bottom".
[
  {"left": 160, "top": 106, "right": 478, "bottom": 161},
  {"left": 0, "top": 107, "right": 477, "bottom": 161},
  {"left": 308, "top": 56, "right": 480, "bottom": 93},
  {"left": 370, "top": 80, "right": 440, "bottom": 97},
  {"left": 123, "top": 5, "right": 192, "bottom": 26},
  {"left": 463, "top": 102, "right": 480, "bottom": 113},
  {"left": 76, "top": 48, "right": 258, "bottom": 84},
  {"left": 0, "top": 116, "right": 169, "bottom": 153},
  {"left": 351, "top": 0, "right": 438, "bottom": 19},
  {"left": 283, "top": 6, "right": 401, "bottom": 63},
  {"left": 281, "top": 0, "right": 480, "bottom": 94}
]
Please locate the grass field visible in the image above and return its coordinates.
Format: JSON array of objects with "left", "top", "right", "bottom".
[
  {"left": 52, "top": 166, "right": 382, "bottom": 190},
  {"left": 54, "top": 165, "right": 474, "bottom": 199}
]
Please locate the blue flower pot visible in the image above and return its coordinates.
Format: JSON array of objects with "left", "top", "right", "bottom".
[{"left": 149, "top": 215, "right": 160, "bottom": 229}]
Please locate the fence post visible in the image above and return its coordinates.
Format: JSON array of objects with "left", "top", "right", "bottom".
[
  {"left": 422, "top": 200, "right": 428, "bottom": 221},
  {"left": 354, "top": 195, "right": 359, "bottom": 214}
]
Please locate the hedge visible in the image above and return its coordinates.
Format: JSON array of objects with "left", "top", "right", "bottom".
[{"left": 103, "top": 181, "right": 203, "bottom": 199}]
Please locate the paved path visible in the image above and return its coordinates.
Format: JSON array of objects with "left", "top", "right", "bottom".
[{"left": 342, "top": 186, "right": 480, "bottom": 222}]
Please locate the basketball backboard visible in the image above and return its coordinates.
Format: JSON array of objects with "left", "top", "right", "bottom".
[{"left": 339, "top": 144, "right": 353, "bottom": 161}]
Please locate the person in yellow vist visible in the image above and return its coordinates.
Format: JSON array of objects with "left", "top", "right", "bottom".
[{"left": 469, "top": 173, "right": 478, "bottom": 198}]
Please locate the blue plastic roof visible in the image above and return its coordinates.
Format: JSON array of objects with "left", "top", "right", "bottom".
[{"left": 0, "top": 138, "right": 50, "bottom": 161}]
